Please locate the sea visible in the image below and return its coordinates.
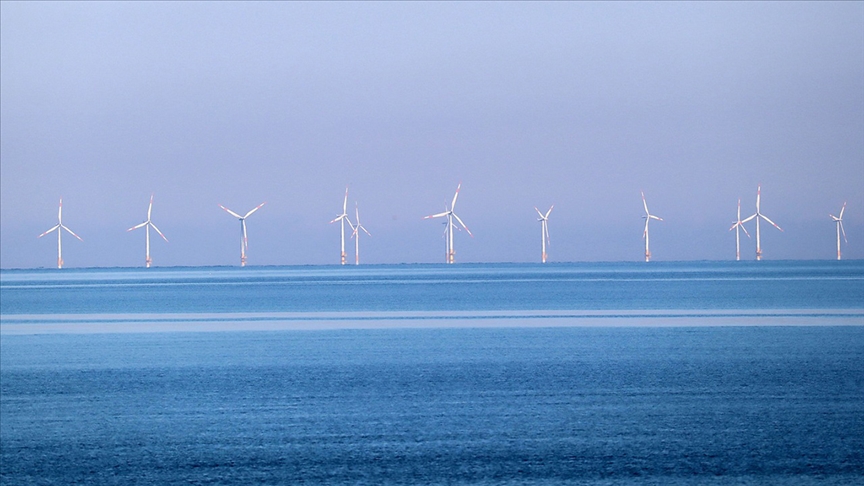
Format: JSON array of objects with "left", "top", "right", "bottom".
[{"left": 1, "top": 261, "right": 863, "bottom": 485}]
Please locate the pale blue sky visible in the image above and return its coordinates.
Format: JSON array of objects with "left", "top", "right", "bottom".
[{"left": 1, "top": 2, "right": 862, "bottom": 268}]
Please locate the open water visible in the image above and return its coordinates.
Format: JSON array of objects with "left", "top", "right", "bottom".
[{"left": 1, "top": 261, "right": 863, "bottom": 484}]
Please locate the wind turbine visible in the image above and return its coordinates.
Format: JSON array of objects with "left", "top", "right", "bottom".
[
  {"left": 220, "top": 202, "right": 266, "bottom": 267},
  {"left": 729, "top": 198, "right": 752, "bottom": 261},
  {"left": 424, "top": 183, "right": 472, "bottom": 263},
  {"left": 830, "top": 202, "right": 847, "bottom": 260},
  {"left": 746, "top": 184, "right": 783, "bottom": 260},
  {"left": 641, "top": 191, "right": 663, "bottom": 262},
  {"left": 127, "top": 194, "right": 168, "bottom": 268},
  {"left": 535, "top": 205, "right": 553, "bottom": 263},
  {"left": 38, "top": 198, "right": 83, "bottom": 269},
  {"left": 350, "top": 202, "right": 371, "bottom": 265},
  {"left": 329, "top": 187, "right": 355, "bottom": 265}
]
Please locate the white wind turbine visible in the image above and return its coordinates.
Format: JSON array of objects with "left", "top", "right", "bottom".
[
  {"left": 641, "top": 191, "right": 663, "bottom": 262},
  {"left": 830, "top": 202, "right": 847, "bottom": 260},
  {"left": 729, "top": 198, "right": 751, "bottom": 261},
  {"left": 535, "top": 205, "right": 553, "bottom": 263},
  {"left": 329, "top": 187, "right": 355, "bottom": 265},
  {"left": 424, "top": 183, "right": 472, "bottom": 264},
  {"left": 350, "top": 202, "right": 371, "bottom": 265},
  {"left": 746, "top": 184, "right": 783, "bottom": 260},
  {"left": 38, "top": 198, "right": 83, "bottom": 269},
  {"left": 220, "top": 202, "right": 266, "bottom": 267},
  {"left": 127, "top": 194, "right": 168, "bottom": 268}
]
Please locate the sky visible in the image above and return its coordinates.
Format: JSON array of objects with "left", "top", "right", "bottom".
[{"left": 1, "top": 1, "right": 862, "bottom": 268}]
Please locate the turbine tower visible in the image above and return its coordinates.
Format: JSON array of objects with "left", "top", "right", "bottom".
[
  {"left": 38, "top": 198, "right": 83, "bottom": 269},
  {"left": 746, "top": 184, "right": 783, "bottom": 260},
  {"left": 729, "top": 198, "right": 752, "bottom": 261},
  {"left": 641, "top": 192, "right": 663, "bottom": 262},
  {"left": 535, "top": 205, "right": 553, "bottom": 263},
  {"left": 830, "top": 202, "right": 847, "bottom": 260},
  {"left": 127, "top": 194, "right": 168, "bottom": 268},
  {"left": 220, "top": 202, "right": 265, "bottom": 267},
  {"left": 424, "top": 183, "right": 472, "bottom": 264},
  {"left": 351, "top": 202, "right": 371, "bottom": 265},
  {"left": 329, "top": 187, "right": 355, "bottom": 265}
]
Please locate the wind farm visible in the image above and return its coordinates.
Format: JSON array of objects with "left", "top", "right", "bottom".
[
  {"left": 127, "top": 194, "right": 168, "bottom": 268},
  {"left": 37, "top": 199, "right": 83, "bottom": 269},
  {"left": 220, "top": 202, "right": 266, "bottom": 267},
  {"left": 23, "top": 184, "right": 858, "bottom": 268}
]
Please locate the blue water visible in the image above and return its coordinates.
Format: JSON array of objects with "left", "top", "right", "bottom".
[{"left": 2, "top": 262, "right": 863, "bottom": 484}]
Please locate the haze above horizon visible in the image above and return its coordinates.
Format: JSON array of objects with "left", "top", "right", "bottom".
[{"left": 1, "top": 2, "right": 862, "bottom": 268}]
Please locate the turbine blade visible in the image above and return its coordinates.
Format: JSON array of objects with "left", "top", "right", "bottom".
[
  {"left": 650, "top": 215, "right": 663, "bottom": 221},
  {"left": 58, "top": 199, "right": 63, "bottom": 223},
  {"left": 127, "top": 221, "right": 148, "bottom": 231},
  {"left": 545, "top": 205, "right": 554, "bottom": 219},
  {"left": 760, "top": 214, "right": 783, "bottom": 231},
  {"left": 220, "top": 205, "right": 242, "bottom": 219},
  {"left": 741, "top": 225, "right": 751, "bottom": 238},
  {"left": 453, "top": 213, "right": 472, "bottom": 237},
  {"left": 839, "top": 202, "right": 846, "bottom": 219},
  {"left": 147, "top": 194, "right": 154, "bottom": 220},
  {"left": 343, "top": 187, "right": 349, "bottom": 213},
  {"left": 840, "top": 221, "right": 847, "bottom": 243},
  {"left": 641, "top": 192, "right": 649, "bottom": 215},
  {"left": 38, "top": 225, "right": 60, "bottom": 238},
  {"left": 741, "top": 214, "right": 756, "bottom": 223},
  {"left": 61, "top": 225, "right": 83, "bottom": 241},
  {"left": 424, "top": 212, "right": 449, "bottom": 219},
  {"left": 451, "top": 183, "right": 461, "bottom": 210},
  {"left": 361, "top": 225, "right": 371, "bottom": 237},
  {"left": 244, "top": 202, "right": 266, "bottom": 219},
  {"left": 534, "top": 206, "right": 544, "bottom": 218},
  {"left": 150, "top": 222, "right": 168, "bottom": 242}
]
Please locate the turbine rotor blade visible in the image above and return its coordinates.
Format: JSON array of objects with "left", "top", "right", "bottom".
[
  {"left": 839, "top": 202, "right": 846, "bottom": 219},
  {"left": 650, "top": 215, "right": 663, "bottom": 221},
  {"left": 61, "top": 225, "right": 83, "bottom": 241},
  {"left": 242, "top": 220, "right": 248, "bottom": 250},
  {"left": 741, "top": 225, "right": 751, "bottom": 238},
  {"left": 343, "top": 187, "right": 349, "bottom": 213},
  {"left": 840, "top": 221, "right": 847, "bottom": 243},
  {"left": 244, "top": 202, "right": 266, "bottom": 219},
  {"left": 39, "top": 225, "right": 60, "bottom": 238},
  {"left": 534, "top": 206, "right": 544, "bottom": 218},
  {"left": 361, "top": 225, "right": 371, "bottom": 237},
  {"left": 760, "top": 214, "right": 783, "bottom": 231},
  {"left": 127, "top": 221, "right": 148, "bottom": 231},
  {"left": 451, "top": 183, "right": 461, "bottom": 211},
  {"left": 424, "top": 212, "right": 449, "bottom": 219},
  {"left": 741, "top": 214, "right": 756, "bottom": 223},
  {"left": 150, "top": 222, "right": 168, "bottom": 242},
  {"left": 58, "top": 199, "right": 63, "bottom": 223},
  {"left": 220, "top": 205, "right": 243, "bottom": 219},
  {"left": 148, "top": 194, "right": 154, "bottom": 220},
  {"left": 452, "top": 213, "right": 472, "bottom": 237},
  {"left": 641, "top": 191, "right": 649, "bottom": 215},
  {"left": 545, "top": 205, "right": 554, "bottom": 219}
]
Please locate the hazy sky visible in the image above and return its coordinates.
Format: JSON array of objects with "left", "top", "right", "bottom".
[{"left": 2, "top": 1, "right": 862, "bottom": 268}]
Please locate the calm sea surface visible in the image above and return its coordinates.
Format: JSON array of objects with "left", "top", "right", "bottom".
[{"left": 2, "top": 261, "right": 863, "bottom": 484}]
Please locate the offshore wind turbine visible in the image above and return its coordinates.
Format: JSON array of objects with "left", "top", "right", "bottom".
[
  {"left": 424, "top": 183, "right": 472, "bottom": 264},
  {"left": 747, "top": 184, "right": 783, "bottom": 260},
  {"left": 830, "top": 202, "right": 847, "bottom": 260},
  {"left": 220, "top": 202, "right": 266, "bottom": 267},
  {"left": 329, "top": 187, "right": 355, "bottom": 265},
  {"left": 350, "top": 202, "right": 371, "bottom": 265},
  {"left": 641, "top": 192, "right": 663, "bottom": 262},
  {"left": 729, "top": 198, "right": 751, "bottom": 261},
  {"left": 38, "top": 198, "right": 83, "bottom": 269},
  {"left": 127, "top": 194, "right": 168, "bottom": 268},
  {"left": 534, "top": 205, "right": 553, "bottom": 263}
]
